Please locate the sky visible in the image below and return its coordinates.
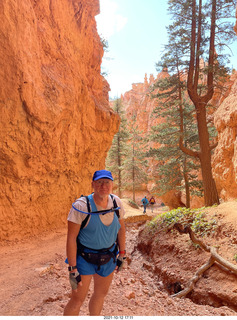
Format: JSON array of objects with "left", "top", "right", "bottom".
[{"left": 95, "top": 0, "right": 237, "bottom": 99}]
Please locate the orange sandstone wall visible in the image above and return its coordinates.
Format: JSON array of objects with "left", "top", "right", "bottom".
[
  {"left": 0, "top": 0, "right": 119, "bottom": 241},
  {"left": 212, "top": 8, "right": 237, "bottom": 201},
  {"left": 212, "top": 73, "right": 237, "bottom": 200}
]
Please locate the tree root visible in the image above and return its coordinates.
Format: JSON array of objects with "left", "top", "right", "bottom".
[
  {"left": 172, "top": 256, "right": 215, "bottom": 298},
  {"left": 171, "top": 223, "right": 237, "bottom": 298}
]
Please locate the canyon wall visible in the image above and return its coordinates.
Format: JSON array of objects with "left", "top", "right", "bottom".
[
  {"left": 0, "top": 0, "right": 119, "bottom": 241},
  {"left": 212, "top": 9, "right": 237, "bottom": 201},
  {"left": 212, "top": 72, "right": 237, "bottom": 200}
]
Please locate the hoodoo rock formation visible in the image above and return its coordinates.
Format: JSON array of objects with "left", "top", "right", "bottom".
[{"left": 0, "top": 0, "right": 119, "bottom": 241}]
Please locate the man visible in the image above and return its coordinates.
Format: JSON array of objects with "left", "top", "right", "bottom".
[
  {"left": 141, "top": 196, "right": 149, "bottom": 214},
  {"left": 64, "top": 170, "right": 126, "bottom": 316}
]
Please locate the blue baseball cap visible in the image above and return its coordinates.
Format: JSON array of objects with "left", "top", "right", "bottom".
[{"left": 92, "top": 170, "right": 114, "bottom": 181}]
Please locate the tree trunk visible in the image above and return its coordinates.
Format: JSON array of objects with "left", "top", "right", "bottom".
[
  {"left": 196, "top": 103, "right": 219, "bottom": 206},
  {"left": 118, "top": 169, "right": 122, "bottom": 198},
  {"left": 186, "top": 0, "right": 219, "bottom": 206},
  {"left": 132, "top": 151, "right": 135, "bottom": 202},
  {"left": 117, "top": 136, "right": 122, "bottom": 198},
  {"left": 178, "top": 69, "right": 190, "bottom": 208},
  {"left": 183, "top": 156, "right": 190, "bottom": 208}
]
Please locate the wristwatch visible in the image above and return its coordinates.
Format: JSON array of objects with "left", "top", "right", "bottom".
[{"left": 68, "top": 265, "right": 77, "bottom": 271}]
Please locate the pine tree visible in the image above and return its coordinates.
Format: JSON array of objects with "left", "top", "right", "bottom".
[
  {"left": 106, "top": 99, "right": 129, "bottom": 198},
  {"left": 150, "top": 96, "right": 203, "bottom": 208},
  {"left": 122, "top": 116, "right": 149, "bottom": 202},
  {"left": 152, "top": 0, "right": 235, "bottom": 206}
]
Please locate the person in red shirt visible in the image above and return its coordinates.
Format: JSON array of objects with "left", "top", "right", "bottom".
[{"left": 149, "top": 196, "right": 156, "bottom": 213}]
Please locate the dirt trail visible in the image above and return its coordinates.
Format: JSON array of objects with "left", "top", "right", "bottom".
[{"left": 0, "top": 202, "right": 236, "bottom": 316}]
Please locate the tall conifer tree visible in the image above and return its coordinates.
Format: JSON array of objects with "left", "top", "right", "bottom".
[
  {"left": 150, "top": 95, "right": 203, "bottom": 207},
  {"left": 106, "top": 99, "right": 129, "bottom": 198},
  {"left": 122, "top": 116, "right": 148, "bottom": 202},
  {"left": 152, "top": 0, "right": 235, "bottom": 206}
]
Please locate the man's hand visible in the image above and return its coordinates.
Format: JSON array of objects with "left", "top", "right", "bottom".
[
  {"left": 69, "top": 271, "right": 82, "bottom": 290},
  {"left": 116, "top": 255, "right": 126, "bottom": 272}
]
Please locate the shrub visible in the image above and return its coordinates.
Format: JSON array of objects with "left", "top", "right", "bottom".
[{"left": 147, "top": 207, "right": 217, "bottom": 237}]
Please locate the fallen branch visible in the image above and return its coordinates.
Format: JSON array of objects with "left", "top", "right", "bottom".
[{"left": 171, "top": 223, "right": 237, "bottom": 298}]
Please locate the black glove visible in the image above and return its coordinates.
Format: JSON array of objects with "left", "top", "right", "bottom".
[
  {"left": 69, "top": 271, "right": 81, "bottom": 290},
  {"left": 116, "top": 256, "right": 126, "bottom": 272}
]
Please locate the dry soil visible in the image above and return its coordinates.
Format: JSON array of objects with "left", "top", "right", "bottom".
[{"left": 0, "top": 200, "right": 237, "bottom": 316}]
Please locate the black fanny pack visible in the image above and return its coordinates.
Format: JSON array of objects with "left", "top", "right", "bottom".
[
  {"left": 80, "top": 251, "right": 114, "bottom": 266},
  {"left": 77, "top": 242, "right": 117, "bottom": 270}
]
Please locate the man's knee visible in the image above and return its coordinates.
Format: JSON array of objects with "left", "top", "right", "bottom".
[
  {"left": 93, "top": 281, "right": 111, "bottom": 298},
  {"left": 63, "top": 295, "right": 84, "bottom": 316},
  {"left": 70, "top": 287, "right": 89, "bottom": 308},
  {"left": 94, "top": 286, "right": 110, "bottom": 298}
]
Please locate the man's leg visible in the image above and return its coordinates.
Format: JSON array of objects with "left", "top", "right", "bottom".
[
  {"left": 89, "top": 271, "right": 114, "bottom": 315},
  {"left": 63, "top": 274, "right": 93, "bottom": 316}
]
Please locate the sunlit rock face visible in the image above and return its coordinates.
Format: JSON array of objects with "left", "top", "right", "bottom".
[
  {"left": 0, "top": 0, "right": 119, "bottom": 240},
  {"left": 213, "top": 72, "right": 237, "bottom": 201},
  {"left": 212, "top": 8, "right": 237, "bottom": 201}
]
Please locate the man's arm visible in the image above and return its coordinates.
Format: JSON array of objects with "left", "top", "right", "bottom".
[
  {"left": 66, "top": 221, "right": 81, "bottom": 268},
  {"left": 117, "top": 219, "right": 126, "bottom": 256}
]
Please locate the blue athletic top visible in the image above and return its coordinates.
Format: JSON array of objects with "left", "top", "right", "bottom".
[
  {"left": 78, "top": 194, "right": 121, "bottom": 250},
  {"left": 142, "top": 197, "right": 149, "bottom": 205}
]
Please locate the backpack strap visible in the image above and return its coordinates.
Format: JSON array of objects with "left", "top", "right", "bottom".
[
  {"left": 110, "top": 194, "right": 120, "bottom": 219},
  {"left": 80, "top": 194, "right": 120, "bottom": 231},
  {"left": 80, "top": 196, "right": 90, "bottom": 230}
]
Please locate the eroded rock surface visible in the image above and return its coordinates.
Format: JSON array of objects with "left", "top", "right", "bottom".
[
  {"left": 0, "top": 0, "right": 119, "bottom": 240},
  {"left": 213, "top": 73, "right": 237, "bottom": 200}
]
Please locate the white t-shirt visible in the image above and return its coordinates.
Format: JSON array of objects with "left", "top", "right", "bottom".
[{"left": 67, "top": 194, "right": 125, "bottom": 227}]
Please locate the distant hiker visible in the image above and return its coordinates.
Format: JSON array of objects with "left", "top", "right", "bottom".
[
  {"left": 141, "top": 196, "right": 149, "bottom": 213},
  {"left": 149, "top": 196, "right": 156, "bottom": 213},
  {"left": 64, "top": 170, "right": 126, "bottom": 316}
]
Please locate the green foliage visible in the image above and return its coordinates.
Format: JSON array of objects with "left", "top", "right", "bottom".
[
  {"left": 149, "top": 90, "right": 204, "bottom": 200},
  {"left": 100, "top": 36, "right": 109, "bottom": 77},
  {"left": 149, "top": 30, "right": 204, "bottom": 203},
  {"left": 127, "top": 199, "right": 140, "bottom": 209},
  {"left": 147, "top": 206, "right": 218, "bottom": 237},
  {"left": 122, "top": 115, "right": 149, "bottom": 200},
  {"left": 106, "top": 0, "right": 235, "bottom": 207},
  {"left": 190, "top": 241, "right": 201, "bottom": 249},
  {"left": 106, "top": 99, "right": 130, "bottom": 197},
  {"left": 100, "top": 37, "right": 109, "bottom": 52},
  {"left": 149, "top": 0, "right": 235, "bottom": 206},
  {"left": 106, "top": 102, "right": 149, "bottom": 201},
  {"left": 165, "top": 0, "right": 236, "bottom": 75},
  {"left": 234, "top": 254, "right": 237, "bottom": 262},
  {"left": 191, "top": 211, "right": 217, "bottom": 236}
]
